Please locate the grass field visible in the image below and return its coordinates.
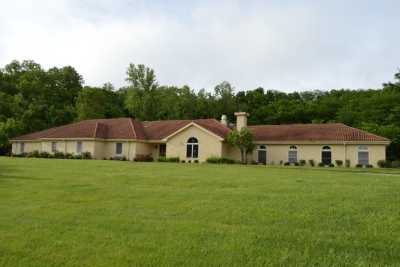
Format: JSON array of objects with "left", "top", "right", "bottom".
[{"left": 1, "top": 157, "right": 400, "bottom": 266}]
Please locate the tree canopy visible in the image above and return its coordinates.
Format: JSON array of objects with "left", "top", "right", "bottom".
[{"left": 1, "top": 59, "right": 399, "bottom": 160}]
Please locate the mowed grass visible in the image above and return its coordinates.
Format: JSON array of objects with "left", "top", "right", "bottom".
[{"left": 1, "top": 158, "right": 400, "bottom": 266}]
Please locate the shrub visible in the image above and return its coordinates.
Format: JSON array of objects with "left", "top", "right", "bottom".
[
  {"left": 308, "top": 160, "right": 315, "bottom": 167},
  {"left": 377, "top": 160, "right": 390, "bottom": 168},
  {"left": 335, "top": 160, "right": 343, "bottom": 167},
  {"left": 157, "top": 156, "right": 167, "bottom": 162},
  {"left": 366, "top": 164, "right": 373, "bottom": 168},
  {"left": 64, "top": 153, "right": 74, "bottom": 159},
  {"left": 110, "top": 156, "right": 127, "bottom": 161},
  {"left": 39, "top": 151, "right": 50, "bottom": 158},
  {"left": 134, "top": 154, "right": 153, "bottom": 162},
  {"left": 318, "top": 162, "right": 325, "bottom": 167},
  {"left": 279, "top": 160, "right": 284, "bottom": 166},
  {"left": 81, "top": 152, "right": 92, "bottom": 160},
  {"left": 355, "top": 164, "right": 363, "bottom": 168},
  {"left": 54, "top": 152, "right": 65, "bottom": 159},
  {"left": 345, "top": 159, "right": 351, "bottom": 168},
  {"left": 181, "top": 160, "right": 186, "bottom": 163},
  {"left": 283, "top": 162, "right": 291, "bottom": 166},
  {"left": 299, "top": 160, "right": 306, "bottom": 166},
  {"left": 251, "top": 160, "right": 258, "bottom": 165},
  {"left": 194, "top": 160, "right": 199, "bottom": 163},
  {"left": 27, "top": 150, "right": 40, "bottom": 158},
  {"left": 328, "top": 163, "right": 335, "bottom": 167},
  {"left": 391, "top": 160, "right": 400, "bottom": 168},
  {"left": 206, "top": 157, "right": 235, "bottom": 164},
  {"left": 167, "top": 157, "right": 180, "bottom": 163},
  {"left": 294, "top": 162, "right": 300, "bottom": 166},
  {"left": 74, "top": 154, "right": 83, "bottom": 159}
]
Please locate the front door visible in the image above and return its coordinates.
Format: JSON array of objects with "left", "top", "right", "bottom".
[
  {"left": 258, "top": 150, "right": 267, "bottom": 165},
  {"left": 159, "top": 144, "right": 166, "bottom": 157},
  {"left": 321, "top": 151, "right": 331, "bottom": 165}
]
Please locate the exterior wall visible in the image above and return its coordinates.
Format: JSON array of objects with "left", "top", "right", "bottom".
[
  {"left": 243, "top": 143, "right": 386, "bottom": 167},
  {"left": 10, "top": 140, "right": 387, "bottom": 167},
  {"left": 166, "top": 125, "right": 223, "bottom": 162},
  {"left": 345, "top": 144, "right": 386, "bottom": 167},
  {"left": 95, "top": 141, "right": 136, "bottom": 160}
]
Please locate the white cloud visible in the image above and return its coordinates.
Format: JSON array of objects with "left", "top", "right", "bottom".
[{"left": 1, "top": 0, "right": 399, "bottom": 91}]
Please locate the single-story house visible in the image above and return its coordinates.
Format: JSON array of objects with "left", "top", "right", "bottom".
[{"left": 10, "top": 112, "right": 390, "bottom": 167}]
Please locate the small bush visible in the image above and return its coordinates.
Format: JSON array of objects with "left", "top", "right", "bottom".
[
  {"left": 377, "top": 160, "right": 390, "bottom": 168},
  {"left": 194, "top": 160, "right": 199, "bottom": 163},
  {"left": 27, "top": 150, "right": 40, "bottom": 158},
  {"left": 167, "top": 157, "right": 180, "bottom": 163},
  {"left": 366, "top": 164, "right": 373, "bottom": 168},
  {"left": 355, "top": 164, "right": 363, "bottom": 168},
  {"left": 283, "top": 162, "right": 291, "bottom": 166},
  {"left": 391, "top": 160, "right": 400, "bottom": 168},
  {"left": 345, "top": 160, "right": 351, "bottom": 168},
  {"left": 157, "top": 156, "right": 167, "bottom": 162},
  {"left": 335, "top": 160, "right": 343, "bottom": 167},
  {"left": 328, "top": 163, "right": 335, "bottom": 167},
  {"left": 54, "top": 152, "right": 65, "bottom": 159},
  {"left": 294, "top": 162, "right": 300, "bottom": 166},
  {"left": 134, "top": 154, "right": 153, "bottom": 162},
  {"left": 74, "top": 154, "right": 83, "bottom": 160},
  {"left": 181, "top": 160, "right": 186, "bottom": 163},
  {"left": 39, "top": 151, "right": 50, "bottom": 158},
  {"left": 299, "top": 160, "right": 306, "bottom": 166},
  {"left": 206, "top": 157, "right": 235, "bottom": 164},
  {"left": 81, "top": 152, "right": 92, "bottom": 160},
  {"left": 64, "top": 153, "right": 74, "bottom": 159},
  {"left": 318, "top": 162, "right": 325, "bottom": 167},
  {"left": 308, "top": 160, "right": 315, "bottom": 167},
  {"left": 110, "top": 156, "right": 127, "bottom": 161}
]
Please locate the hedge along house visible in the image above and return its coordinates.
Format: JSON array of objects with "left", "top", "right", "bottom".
[{"left": 10, "top": 113, "right": 390, "bottom": 167}]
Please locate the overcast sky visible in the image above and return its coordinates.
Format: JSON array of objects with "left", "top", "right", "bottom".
[{"left": 1, "top": 0, "right": 399, "bottom": 92}]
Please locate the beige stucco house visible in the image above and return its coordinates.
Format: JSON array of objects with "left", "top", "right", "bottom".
[{"left": 10, "top": 112, "right": 390, "bottom": 167}]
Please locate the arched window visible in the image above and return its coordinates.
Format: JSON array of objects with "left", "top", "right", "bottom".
[
  {"left": 321, "top": 146, "right": 332, "bottom": 165},
  {"left": 186, "top": 137, "right": 199, "bottom": 158},
  {"left": 358, "top": 145, "right": 369, "bottom": 165},
  {"left": 288, "top": 146, "right": 298, "bottom": 163}
]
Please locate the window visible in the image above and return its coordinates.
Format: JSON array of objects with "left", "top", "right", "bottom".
[
  {"left": 76, "top": 141, "right": 83, "bottom": 154},
  {"left": 186, "top": 137, "right": 199, "bottom": 158},
  {"left": 51, "top": 142, "right": 57, "bottom": 153},
  {"left": 257, "top": 145, "right": 267, "bottom": 164},
  {"left": 159, "top": 144, "right": 166, "bottom": 157},
  {"left": 20, "top": 143, "right": 25, "bottom": 154},
  {"left": 358, "top": 146, "right": 369, "bottom": 165},
  {"left": 116, "top": 143, "right": 123, "bottom": 155},
  {"left": 288, "top": 145, "right": 297, "bottom": 163},
  {"left": 321, "top": 146, "right": 332, "bottom": 165}
]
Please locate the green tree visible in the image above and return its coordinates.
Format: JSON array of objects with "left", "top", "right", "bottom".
[{"left": 227, "top": 127, "right": 255, "bottom": 164}]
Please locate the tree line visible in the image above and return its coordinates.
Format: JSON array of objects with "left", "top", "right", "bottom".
[{"left": 1, "top": 60, "right": 399, "bottom": 160}]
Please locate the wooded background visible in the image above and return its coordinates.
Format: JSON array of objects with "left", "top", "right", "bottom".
[{"left": 1, "top": 60, "right": 399, "bottom": 160}]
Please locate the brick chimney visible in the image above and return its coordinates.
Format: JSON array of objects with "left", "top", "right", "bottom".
[{"left": 234, "top": 112, "right": 249, "bottom": 131}]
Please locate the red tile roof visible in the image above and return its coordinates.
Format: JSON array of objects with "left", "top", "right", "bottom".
[
  {"left": 11, "top": 118, "right": 389, "bottom": 143},
  {"left": 249, "top": 123, "right": 389, "bottom": 142},
  {"left": 12, "top": 118, "right": 143, "bottom": 140},
  {"left": 142, "top": 119, "right": 230, "bottom": 140}
]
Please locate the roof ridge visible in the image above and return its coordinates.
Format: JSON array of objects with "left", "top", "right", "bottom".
[
  {"left": 128, "top": 118, "right": 137, "bottom": 139},
  {"left": 93, "top": 122, "right": 99, "bottom": 138}
]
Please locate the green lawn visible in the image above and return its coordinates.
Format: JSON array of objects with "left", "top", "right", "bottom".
[{"left": 1, "top": 158, "right": 400, "bottom": 266}]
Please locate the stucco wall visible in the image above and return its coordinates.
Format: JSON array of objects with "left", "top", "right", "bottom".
[
  {"left": 10, "top": 140, "right": 387, "bottom": 167},
  {"left": 241, "top": 143, "right": 386, "bottom": 167},
  {"left": 166, "top": 125, "right": 223, "bottom": 162}
]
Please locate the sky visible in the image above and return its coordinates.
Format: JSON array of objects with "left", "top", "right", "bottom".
[{"left": 0, "top": 0, "right": 399, "bottom": 92}]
